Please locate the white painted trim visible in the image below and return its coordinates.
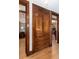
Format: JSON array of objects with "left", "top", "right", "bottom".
[{"left": 29, "top": 0, "right": 33, "bottom": 51}]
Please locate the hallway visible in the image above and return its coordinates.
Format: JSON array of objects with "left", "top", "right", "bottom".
[{"left": 19, "top": 35, "right": 59, "bottom": 59}]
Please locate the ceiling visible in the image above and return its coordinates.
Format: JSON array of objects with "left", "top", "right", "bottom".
[{"left": 33, "top": 0, "right": 59, "bottom": 13}]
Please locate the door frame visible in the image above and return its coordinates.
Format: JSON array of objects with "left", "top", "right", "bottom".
[
  {"left": 51, "top": 11, "right": 59, "bottom": 43},
  {"left": 19, "top": 0, "right": 31, "bottom": 56}
]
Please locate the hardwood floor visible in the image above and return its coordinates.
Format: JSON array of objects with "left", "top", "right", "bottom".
[{"left": 19, "top": 35, "right": 59, "bottom": 59}]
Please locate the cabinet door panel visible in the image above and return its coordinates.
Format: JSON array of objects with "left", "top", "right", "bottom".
[
  {"left": 36, "top": 15, "right": 43, "bottom": 33},
  {"left": 43, "top": 14, "right": 50, "bottom": 33}
]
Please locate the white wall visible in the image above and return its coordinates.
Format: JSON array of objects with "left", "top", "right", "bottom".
[
  {"left": 33, "top": 0, "right": 59, "bottom": 13},
  {"left": 29, "top": 0, "right": 33, "bottom": 51}
]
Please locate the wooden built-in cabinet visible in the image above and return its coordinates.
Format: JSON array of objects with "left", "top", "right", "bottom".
[{"left": 32, "top": 4, "right": 52, "bottom": 52}]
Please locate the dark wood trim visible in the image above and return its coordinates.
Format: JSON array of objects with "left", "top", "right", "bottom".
[
  {"left": 25, "top": 1, "right": 32, "bottom": 56},
  {"left": 57, "top": 16, "right": 59, "bottom": 43},
  {"left": 51, "top": 11, "right": 59, "bottom": 16},
  {"left": 19, "top": 10, "right": 26, "bottom": 13},
  {"left": 52, "top": 18, "right": 57, "bottom": 20},
  {"left": 19, "top": 0, "right": 32, "bottom": 56},
  {"left": 50, "top": 11, "right": 52, "bottom": 46},
  {"left": 19, "top": 0, "right": 29, "bottom": 6}
]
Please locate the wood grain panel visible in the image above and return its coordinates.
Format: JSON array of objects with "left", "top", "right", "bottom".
[{"left": 32, "top": 4, "right": 51, "bottom": 52}]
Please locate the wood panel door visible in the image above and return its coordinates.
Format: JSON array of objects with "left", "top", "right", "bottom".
[{"left": 33, "top": 4, "right": 51, "bottom": 52}]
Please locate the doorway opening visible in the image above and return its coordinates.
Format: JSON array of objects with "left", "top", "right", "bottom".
[
  {"left": 19, "top": 0, "right": 31, "bottom": 56},
  {"left": 51, "top": 12, "right": 59, "bottom": 44},
  {"left": 19, "top": 4, "right": 26, "bottom": 39},
  {"left": 19, "top": 3, "right": 27, "bottom": 58}
]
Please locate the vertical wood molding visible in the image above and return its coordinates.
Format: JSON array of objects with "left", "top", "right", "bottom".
[{"left": 50, "top": 11, "right": 52, "bottom": 46}]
